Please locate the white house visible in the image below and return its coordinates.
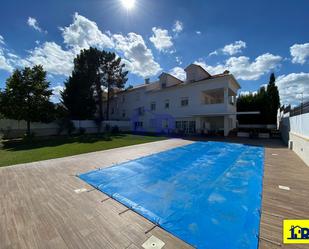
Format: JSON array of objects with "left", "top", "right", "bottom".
[{"left": 104, "top": 64, "right": 240, "bottom": 136}]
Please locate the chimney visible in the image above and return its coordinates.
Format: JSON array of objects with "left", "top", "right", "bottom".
[{"left": 145, "top": 78, "right": 150, "bottom": 84}]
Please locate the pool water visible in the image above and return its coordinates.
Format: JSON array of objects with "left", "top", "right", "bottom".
[{"left": 78, "top": 141, "right": 264, "bottom": 249}]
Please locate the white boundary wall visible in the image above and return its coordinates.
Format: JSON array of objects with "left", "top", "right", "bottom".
[
  {"left": 0, "top": 119, "right": 131, "bottom": 138},
  {"left": 289, "top": 113, "right": 309, "bottom": 136},
  {"left": 288, "top": 113, "right": 309, "bottom": 166},
  {"left": 280, "top": 113, "right": 309, "bottom": 166}
]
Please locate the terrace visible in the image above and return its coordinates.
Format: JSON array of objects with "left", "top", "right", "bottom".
[{"left": 0, "top": 137, "right": 308, "bottom": 249}]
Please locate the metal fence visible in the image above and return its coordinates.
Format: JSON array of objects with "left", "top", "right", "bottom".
[{"left": 290, "top": 101, "right": 309, "bottom": 117}]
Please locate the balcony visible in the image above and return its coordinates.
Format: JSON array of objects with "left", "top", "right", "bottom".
[{"left": 202, "top": 88, "right": 224, "bottom": 105}]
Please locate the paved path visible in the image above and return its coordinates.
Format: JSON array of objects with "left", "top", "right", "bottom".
[{"left": 0, "top": 138, "right": 308, "bottom": 249}]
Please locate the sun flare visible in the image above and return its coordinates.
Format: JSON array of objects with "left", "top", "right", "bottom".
[{"left": 121, "top": 0, "right": 136, "bottom": 10}]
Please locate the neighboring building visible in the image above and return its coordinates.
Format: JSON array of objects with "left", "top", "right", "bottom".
[{"left": 104, "top": 64, "right": 240, "bottom": 136}]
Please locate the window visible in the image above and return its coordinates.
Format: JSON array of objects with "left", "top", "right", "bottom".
[
  {"left": 228, "top": 88, "right": 237, "bottom": 106},
  {"left": 134, "top": 121, "right": 143, "bottom": 128},
  {"left": 162, "top": 82, "right": 167, "bottom": 88},
  {"left": 181, "top": 97, "right": 189, "bottom": 107},
  {"left": 162, "top": 119, "right": 169, "bottom": 129},
  {"left": 165, "top": 100, "right": 170, "bottom": 109},
  {"left": 176, "top": 121, "right": 189, "bottom": 130},
  {"left": 175, "top": 120, "right": 195, "bottom": 133},
  {"left": 175, "top": 121, "right": 182, "bottom": 129},
  {"left": 189, "top": 121, "right": 196, "bottom": 133},
  {"left": 137, "top": 106, "right": 144, "bottom": 116},
  {"left": 122, "top": 110, "right": 126, "bottom": 118},
  {"left": 229, "top": 95, "right": 236, "bottom": 105},
  {"left": 111, "top": 108, "right": 114, "bottom": 114},
  {"left": 150, "top": 102, "right": 156, "bottom": 111}
]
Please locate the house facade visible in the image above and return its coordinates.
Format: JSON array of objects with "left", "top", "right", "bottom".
[{"left": 104, "top": 64, "right": 240, "bottom": 136}]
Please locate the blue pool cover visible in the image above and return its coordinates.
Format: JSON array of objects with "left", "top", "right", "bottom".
[{"left": 78, "top": 141, "right": 264, "bottom": 249}]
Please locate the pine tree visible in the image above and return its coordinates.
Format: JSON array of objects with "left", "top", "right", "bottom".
[
  {"left": 99, "top": 51, "right": 128, "bottom": 120},
  {"left": 61, "top": 48, "right": 128, "bottom": 121},
  {"left": 237, "top": 73, "right": 280, "bottom": 125},
  {"left": 61, "top": 48, "right": 99, "bottom": 120},
  {"left": 266, "top": 73, "right": 280, "bottom": 124}
]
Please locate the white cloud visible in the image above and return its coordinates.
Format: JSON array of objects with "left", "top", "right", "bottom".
[
  {"left": 239, "top": 90, "right": 258, "bottom": 96},
  {"left": 172, "top": 20, "right": 183, "bottom": 33},
  {"left": 222, "top": 40, "right": 246, "bottom": 55},
  {"left": 195, "top": 53, "right": 282, "bottom": 80},
  {"left": 149, "top": 27, "right": 173, "bottom": 52},
  {"left": 276, "top": 72, "right": 309, "bottom": 106},
  {"left": 196, "top": 31, "right": 201, "bottom": 35},
  {"left": 0, "top": 35, "right": 5, "bottom": 45},
  {"left": 51, "top": 85, "right": 64, "bottom": 103},
  {"left": 27, "top": 17, "right": 46, "bottom": 33},
  {"left": 175, "top": 56, "right": 182, "bottom": 65},
  {"left": 0, "top": 36, "right": 14, "bottom": 72},
  {"left": 169, "top": 66, "right": 186, "bottom": 80},
  {"left": 24, "top": 42, "right": 75, "bottom": 76},
  {"left": 61, "top": 12, "right": 114, "bottom": 51},
  {"left": 113, "top": 32, "right": 161, "bottom": 78},
  {"left": 209, "top": 40, "right": 246, "bottom": 57},
  {"left": 1, "top": 13, "right": 162, "bottom": 79},
  {"left": 290, "top": 43, "right": 309, "bottom": 64},
  {"left": 208, "top": 51, "right": 219, "bottom": 57},
  {"left": 0, "top": 51, "right": 13, "bottom": 72}
]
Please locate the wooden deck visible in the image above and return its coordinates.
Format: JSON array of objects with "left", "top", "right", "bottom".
[
  {"left": 259, "top": 141, "right": 309, "bottom": 249},
  {"left": 0, "top": 138, "right": 308, "bottom": 249}
]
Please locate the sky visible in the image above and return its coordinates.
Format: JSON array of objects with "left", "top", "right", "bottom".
[{"left": 0, "top": 0, "right": 308, "bottom": 106}]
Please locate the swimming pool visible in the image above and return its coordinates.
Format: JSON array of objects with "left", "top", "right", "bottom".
[{"left": 78, "top": 141, "right": 264, "bottom": 249}]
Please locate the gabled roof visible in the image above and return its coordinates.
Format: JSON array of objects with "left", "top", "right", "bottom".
[
  {"left": 114, "top": 63, "right": 240, "bottom": 94},
  {"left": 185, "top": 63, "right": 211, "bottom": 78},
  {"left": 159, "top": 72, "right": 183, "bottom": 84}
]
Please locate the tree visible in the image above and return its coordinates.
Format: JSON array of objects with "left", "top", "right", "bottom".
[
  {"left": 237, "top": 73, "right": 280, "bottom": 125},
  {"left": 0, "top": 91, "right": 4, "bottom": 119},
  {"left": 0, "top": 65, "right": 55, "bottom": 135},
  {"left": 62, "top": 48, "right": 128, "bottom": 121},
  {"left": 99, "top": 51, "right": 128, "bottom": 120},
  {"left": 266, "top": 73, "right": 280, "bottom": 124},
  {"left": 61, "top": 48, "right": 99, "bottom": 120}
]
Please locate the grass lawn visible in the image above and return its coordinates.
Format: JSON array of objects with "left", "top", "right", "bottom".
[{"left": 0, "top": 133, "right": 166, "bottom": 167}]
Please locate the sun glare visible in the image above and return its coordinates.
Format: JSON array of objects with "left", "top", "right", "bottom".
[{"left": 121, "top": 0, "right": 136, "bottom": 10}]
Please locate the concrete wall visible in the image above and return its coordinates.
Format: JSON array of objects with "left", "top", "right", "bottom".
[
  {"left": 290, "top": 113, "right": 309, "bottom": 136},
  {"left": 288, "top": 113, "right": 309, "bottom": 166},
  {"left": 0, "top": 119, "right": 131, "bottom": 139},
  {"left": 0, "top": 119, "right": 59, "bottom": 138},
  {"left": 289, "top": 133, "right": 309, "bottom": 166},
  {"left": 280, "top": 113, "right": 309, "bottom": 166}
]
